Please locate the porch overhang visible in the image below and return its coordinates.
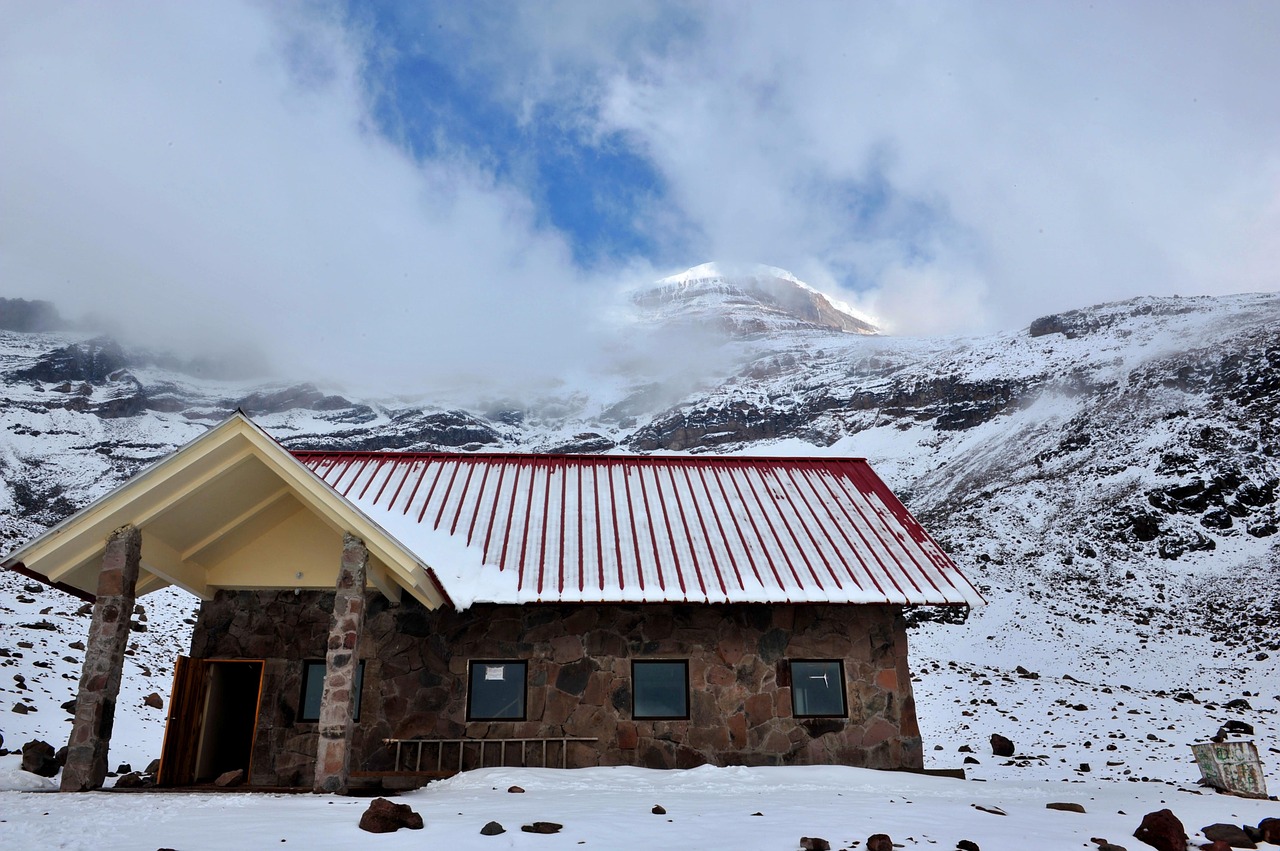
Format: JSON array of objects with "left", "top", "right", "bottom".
[{"left": 1, "top": 412, "right": 450, "bottom": 609}]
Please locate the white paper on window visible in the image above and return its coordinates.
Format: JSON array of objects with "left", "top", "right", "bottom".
[{"left": 485, "top": 665, "right": 505, "bottom": 681}]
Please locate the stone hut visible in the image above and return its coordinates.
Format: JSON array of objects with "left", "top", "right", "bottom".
[{"left": 3, "top": 413, "right": 983, "bottom": 793}]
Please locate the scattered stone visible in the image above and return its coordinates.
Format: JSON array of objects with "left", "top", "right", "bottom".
[
  {"left": 114, "top": 772, "right": 146, "bottom": 789},
  {"left": 214, "top": 769, "right": 245, "bottom": 787},
  {"left": 479, "top": 821, "right": 506, "bottom": 836},
  {"left": 508, "top": 785, "right": 525, "bottom": 793},
  {"left": 145, "top": 759, "right": 161, "bottom": 775},
  {"left": 651, "top": 805, "right": 666, "bottom": 815},
  {"left": 990, "top": 734, "right": 1015, "bottom": 756},
  {"left": 957, "top": 841, "right": 980, "bottom": 851},
  {"left": 1225, "top": 698, "right": 1252, "bottom": 711},
  {"left": 55, "top": 746, "right": 68, "bottom": 767},
  {"left": 867, "top": 834, "right": 893, "bottom": 851},
  {"left": 358, "top": 798, "right": 424, "bottom": 833},
  {"left": 143, "top": 693, "right": 164, "bottom": 710},
  {"left": 521, "top": 822, "right": 563, "bottom": 834},
  {"left": 68, "top": 640, "right": 85, "bottom": 650},
  {"left": 1200, "top": 823, "right": 1256, "bottom": 848},
  {"left": 958, "top": 744, "right": 973, "bottom": 753},
  {"left": 1258, "top": 819, "right": 1280, "bottom": 844},
  {"left": 1134, "top": 809, "right": 1187, "bottom": 851},
  {"left": 1201, "top": 842, "right": 1233, "bottom": 851},
  {"left": 21, "top": 740, "right": 59, "bottom": 777},
  {"left": 964, "top": 756, "right": 980, "bottom": 765},
  {"left": 116, "top": 763, "right": 132, "bottom": 774},
  {"left": 801, "top": 838, "right": 831, "bottom": 851},
  {"left": 1047, "top": 802, "right": 1086, "bottom": 813},
  {"left": 1080, "top": 763, "right": 1091, "bottom": 772},
  {"left": 12, "top": 703, "right": 30, "bottom": 714},
  {"left": 751, "top": 812, "right": 764, "bottom": 817}
]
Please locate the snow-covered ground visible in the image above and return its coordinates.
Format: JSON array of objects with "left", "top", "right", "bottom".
[{"left": 2, "top": 762, "right": 1276, "bottom": 851}]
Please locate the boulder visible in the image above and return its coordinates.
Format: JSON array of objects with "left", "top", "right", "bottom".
[
  {"left": 800, "top": 839, "right": 831, "bottom": 851},
  {"left": 990, "top": 734, "right": 1015, "bottom": 756},
  {"left": 213, "top": 768, "right": 244, "bottom": 787},
  {"left": 1134, "top": 809, "right": 1187, "bottom": 851},
  {"left": 867, "top": 835, "right": 893, "bottom": 851},
  {"left": 1200, "top": 823, "right": 1256, "bottom": 848},
  {"left": 1048, "top": 802, "right": 1086, "bottom": 813},
  {"left": 21, "top": 740, "right": 59, "bottom": 777},
  {"left": 1258, "top": 819, "right": 1280, "bottom": 844},
  {"left": 114, "top": 772, "right": 146, "bottom": 789},
  {"left": 358, "top": 798, "right": 424, "bottom": 833},
  {"left": 480, "top": 821, "right": 506, "bottom": 835},
  {"left": 652, "top": 805, "right": 666, "bottom": 815},
  {"left": 957, "top": 842, "right": 980, "bottom": 851},
  {"left": 143, "top": 693, "right": 164, "bottom": 710},
  {"left": 521, "top": 822, "right": 563, "bottom": 834},
  {"left": 145, "top": 759, "right": 161, "bottom": 775}
]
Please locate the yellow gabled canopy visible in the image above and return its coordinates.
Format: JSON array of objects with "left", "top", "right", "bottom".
[{"left": 1, "top": 412, "right": 449, "bottom": 608}]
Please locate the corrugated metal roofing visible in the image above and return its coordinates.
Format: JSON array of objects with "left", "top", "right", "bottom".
[{"left": 293, "top": 452, "right": 983, "bottom": 607}]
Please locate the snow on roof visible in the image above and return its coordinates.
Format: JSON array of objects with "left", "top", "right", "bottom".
[{"left": 294, "top": 452, "right": 984, "bottom": 608}]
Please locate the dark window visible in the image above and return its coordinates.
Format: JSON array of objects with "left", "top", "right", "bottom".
[
  {"left": 299, "top": 659, "right": 364, "bottom": 722},
  {"left": 632, "top": 660, "right": 689, "bottom": 719},
  {"left": 789, "top": 660, "right": 846, "bottom": 717},
  {"left": 467, "top": 661, "right": 528, "bottom": 720}
]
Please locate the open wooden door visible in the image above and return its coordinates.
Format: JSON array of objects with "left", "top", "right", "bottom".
[
  {"left": 156, "top": 657, "right": 265, "bottom": 786},
  {"left": 157, "top": 656, "right": 208, "bottom": 786}
]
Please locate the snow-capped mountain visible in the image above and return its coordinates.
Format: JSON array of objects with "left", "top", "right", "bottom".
[
  {"left": 634, "top": 262, "right": 880, "bottom": 337},
  {"left": 1, "top": 270, "right": 1277, "bottom": 789}
]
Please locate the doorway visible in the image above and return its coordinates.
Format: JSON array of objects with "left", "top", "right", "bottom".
[{"left": 157, "top": 657, "right": 264, "bottom": 786}]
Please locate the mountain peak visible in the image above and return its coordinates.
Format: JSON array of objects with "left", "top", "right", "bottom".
[{"left": 640, "top": 262, "right": 880, "bottom": 336}]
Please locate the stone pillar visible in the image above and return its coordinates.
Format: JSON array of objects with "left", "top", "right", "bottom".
[
  {"left": 312, "top": 533, "right": 368, "bottom": 794},
  {"left": 61, "top": 524, "right": 142, "bottom": 791}
]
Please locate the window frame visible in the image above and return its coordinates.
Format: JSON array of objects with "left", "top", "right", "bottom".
[
  {"left": 788, "top": 659, "right": 848, "bottom": 719},
  {"left": 466, "top": 660, "right": 529, "bottom": 721},
  {"left": 631, "top": 659, "right": 690, "bottom": 720},
  {"left": 299, "top": 659, "right": 365, "bottom": 723}
]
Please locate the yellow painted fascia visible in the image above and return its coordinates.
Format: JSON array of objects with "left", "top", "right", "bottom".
[{"left": 3, "top": 412, "right": 449, "bottom": 608}]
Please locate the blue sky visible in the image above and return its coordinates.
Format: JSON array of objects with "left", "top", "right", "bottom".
[{"left": 1, "top": 2, "right": 1278, "bottom": 391}]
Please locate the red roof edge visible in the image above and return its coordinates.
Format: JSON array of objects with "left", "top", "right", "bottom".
[{"left": 5, "top": 562, "right": 96, "bottom": 604}]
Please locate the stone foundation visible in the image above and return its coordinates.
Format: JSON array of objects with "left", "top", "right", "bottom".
[{"left": 190, "top": 592, "right": 923, "bottom": 787}]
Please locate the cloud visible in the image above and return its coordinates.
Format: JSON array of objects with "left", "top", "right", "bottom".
[
  {"left": 0, "top": 1, "right": 607, "bottom": 397},
  {"left": 466, "top": 1, "right": 1280, "bottom": 333}
]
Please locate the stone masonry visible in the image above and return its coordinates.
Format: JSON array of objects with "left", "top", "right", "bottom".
[
  {"left": 61, "top": 524, "right": 142, "bottom": 791},
  {"left": 192, "top": 592, "right": 922, "bottom": 788},
  {"left": 312, "top": 533, "right": 368, "bottom": 793}
]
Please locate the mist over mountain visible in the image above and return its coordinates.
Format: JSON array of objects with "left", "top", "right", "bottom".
[{"left": 1, "top": 265, "right": 1276, "bottom": 785}]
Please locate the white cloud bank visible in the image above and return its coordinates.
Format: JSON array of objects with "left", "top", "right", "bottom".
[
  {"left": 0, "top": 1, "right": 609, "bottom": 395},
  {"left": 2, "top": 0, "right": 1277, "bottom": 399}
]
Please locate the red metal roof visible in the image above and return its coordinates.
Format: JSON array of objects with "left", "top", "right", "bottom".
[{"left": 293, "top": 452, "right": 983, "bottom": 608}]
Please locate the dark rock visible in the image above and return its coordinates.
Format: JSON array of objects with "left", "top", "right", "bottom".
[
  {"left": 1201, "top": 842, "right": 1233, "bottom": 851},
  {"left": 213, "top": 768, "right": 245, "bottom": 787},
  {"left": 507, "top": 785, "right": 525, "bottom": 793},
  {"left": 990, "top": 734, "right": 1015, "bottom": 756},
  {"left": 521, "top": 822, "right": 563, "bottom": 834},
  {"left": 1258, "top": 819, "right": 1280, "bottom": 844},
  {"left": 15, "top": 337, "right": 129, "bottom": 383},
  {"left": 145, "top": 758, "right": 162, "bottom": 775},
  {"left": 957, "top": 842, "right": 980, "bottom": 851},
  {"left": 800, "top": 838, "right": 831, "bottom": 851},
  {"left": 1200, "top": 823, "right": 1256, "bottom": 848},
  {"left": 116, "top": 763, "right": 132, "bottom": 774},
  {"left": 358, "top": 798, "right": 424, "bottom": 833},
  {"left": 55, "top": 746, "right": 68, "bottom": 766},
  {"left": 480, "top": 821, "right": 506, "bottom": 836},
  {"left": 652, "top": 805, "right": 666, "bottom": 815},
  {"left": 114, "top": 771, "right": 146, "bottom": 789},
  {"left": 1225, "top": 698, "right": 1252, "bottom": 711},
  {"left": 143, "top": 693, "right": 164, "bottom": 710},
  {"left": 1134, "top": 809, "right": 1187, "bottom": 851},
  {"left": 867, "top": 834, "right": 893, "bottom": 851},
  {"left": 964, "top": 756, "right": 980, "bottom": 764},
  {"left": 12, "top": 702, "right": 30, "bottom": 714},
  {"left": 1047, "top": 802, "right": 1086, "bottom": 813},
  {"left": 21, "top": 739, "right": 59, "bottom": 777},
  {"left": 1029, "top": 314, "right": 1070, "bottom": 337},
  {"left": 60, "top": 698, "right": 77, "bottom": 714},
  {"left": 0, "top": 297, "right": 67, "bottom": 332}
]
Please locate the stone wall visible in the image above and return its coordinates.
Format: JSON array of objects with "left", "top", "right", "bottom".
[{"left": 190, "top": 592, "right": 922, "bottom": 786}]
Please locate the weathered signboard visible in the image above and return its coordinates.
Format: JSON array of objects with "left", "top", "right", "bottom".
[{"left": 1191, "top": 740, "right": 1269, "bottom": 799}]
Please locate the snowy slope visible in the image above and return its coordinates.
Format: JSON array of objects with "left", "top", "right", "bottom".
[{"left": 1, "top": 274, "right": 1278, "bottom": 801}]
